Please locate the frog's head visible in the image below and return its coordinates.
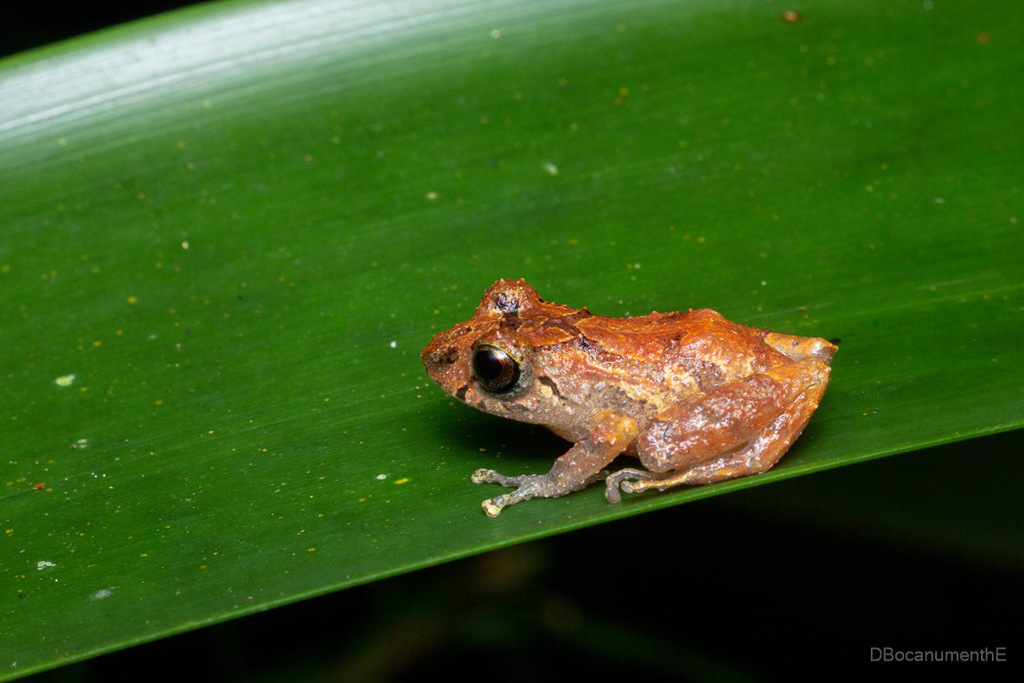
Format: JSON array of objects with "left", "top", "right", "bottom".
[{"left": 421, "top": 279, "right": 580, "bottom": 425}]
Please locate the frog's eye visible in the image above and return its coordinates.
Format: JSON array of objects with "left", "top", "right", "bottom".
[{"left": 472, "top": 345, "right": 521, "bottom": 394}]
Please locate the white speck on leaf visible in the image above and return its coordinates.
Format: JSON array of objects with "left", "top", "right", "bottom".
[{"left": 90, "top": 587, "right": 117, "bottom": 601}]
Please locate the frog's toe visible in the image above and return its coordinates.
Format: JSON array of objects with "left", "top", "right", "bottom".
[
  {"left": 481, "top": 495, "right": 507, "bottom": 517},
  {"left": 472, "top": 468, "right": 529, "bottom": 487},
  {"left": 481, "top": 487, "right": 535, "bottom": 516},
  {"left": 604, "top": 468, "right": 650, "bottom": 503},
  {"left": 472, "top": 468, "right": 495, "bottom": 484}
]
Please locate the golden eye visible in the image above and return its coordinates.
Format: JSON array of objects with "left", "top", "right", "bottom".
[{"left": 472, "top": 345, "right": 520, "bottom": 394}]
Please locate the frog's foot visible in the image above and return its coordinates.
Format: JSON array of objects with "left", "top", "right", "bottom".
[
  {"left": 472, "top": 468, "right": 539, "bottom": 517},
  {"left": 604, "top": 468, "right": 687, "bottom": 504},
  {"left": 472, "top": 468, "right": 606, "bottom": 517}
]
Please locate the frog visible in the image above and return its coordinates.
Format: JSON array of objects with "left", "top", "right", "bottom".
[{"left": 421, "top": 279, "right": 836, "bottom": 517}]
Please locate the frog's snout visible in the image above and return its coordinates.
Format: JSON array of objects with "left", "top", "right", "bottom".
[
  {"left": 764, "top": 332, "right": 837, "bottom": 365},
  {"left": 808, "top": 338, "right": 838, "bottom": 365}
]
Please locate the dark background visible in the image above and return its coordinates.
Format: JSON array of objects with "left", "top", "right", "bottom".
[
  {"left": 7, "top": 4, "right": 1022, "bottom": 681},
  {"left": 2, "top": 2, "right": 205, "bottom": 59}
]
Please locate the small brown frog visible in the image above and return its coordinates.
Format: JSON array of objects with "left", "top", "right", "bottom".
[{"left": 422, "top": 279, "right": 836, "bottom": 517}]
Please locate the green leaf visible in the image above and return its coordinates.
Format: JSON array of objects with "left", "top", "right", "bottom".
[{"left": 2, "top": 0, "right": 1021, "bottom": 677}]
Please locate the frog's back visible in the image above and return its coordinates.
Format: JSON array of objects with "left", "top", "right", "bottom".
[
  {"left": 563, "top": 307, "right": 804, "bottom": 396},
  {"left": 572, "top": 308, "right": 770, "bottom": 360}
]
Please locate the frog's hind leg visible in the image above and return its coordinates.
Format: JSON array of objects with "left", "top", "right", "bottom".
[{"left": 605, "top": 374, "right": 828, "bottom": 503}]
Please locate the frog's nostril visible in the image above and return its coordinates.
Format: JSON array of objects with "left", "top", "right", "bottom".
[{"left": 430, "top": 346, "right": 459, "bottom": 366}]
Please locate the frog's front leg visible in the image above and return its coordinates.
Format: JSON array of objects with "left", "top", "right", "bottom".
[{"left": 473, "top": 412, "right": 638, "bottom": 517}]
